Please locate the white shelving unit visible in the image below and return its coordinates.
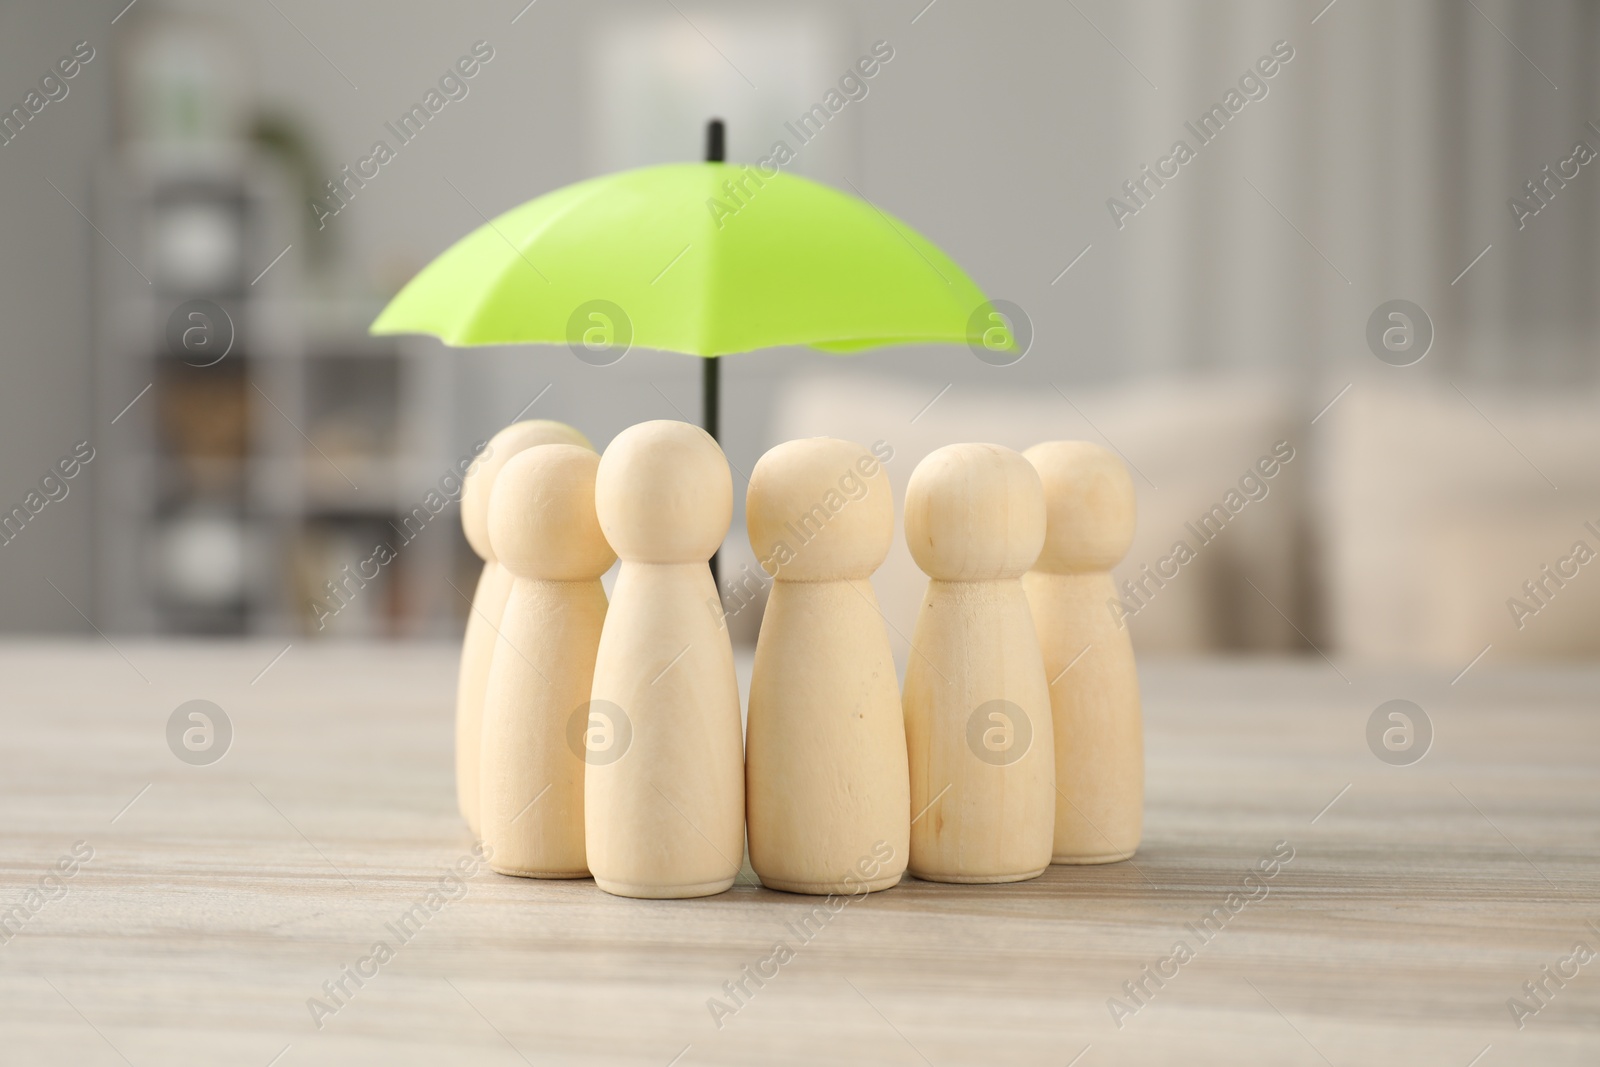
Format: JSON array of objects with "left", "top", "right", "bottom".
[{"left": 91, "top": 147, "right": 467, "bottom": 638}]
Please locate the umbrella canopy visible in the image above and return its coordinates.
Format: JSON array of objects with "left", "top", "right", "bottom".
[{"left": 369, "top": 161, "right": 1006, "bottom": 357}]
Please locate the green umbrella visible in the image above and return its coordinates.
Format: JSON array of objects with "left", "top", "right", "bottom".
[
  {"left": 371, "top": 121, "right": 1010, "bottom": 442},
  {"left": 371, "top": 121, "right": 1011, "bottom": 584}
]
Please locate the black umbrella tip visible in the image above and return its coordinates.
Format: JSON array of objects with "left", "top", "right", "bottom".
[{"left": 706, "top": 119, "right": 725, "bottom": 163}]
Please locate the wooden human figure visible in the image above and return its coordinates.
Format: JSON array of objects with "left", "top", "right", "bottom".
[
  {"left": 902, "top": 443, "right": 1055, "bottom": 883},
  {"left": 480, "top": 445, "right": 615, "bottom": 877},
  {"left": 1023, "top": 441, "right": 1142, "bottom": 864},
  {"left": 586, "top": 421, "right": 744, "bottom": 898},
  {"left": 457, "top": 420, "right": 592, "bottom": 836},
  {"left": 745, "top": 438, "right": 909, "bottom": 895}
]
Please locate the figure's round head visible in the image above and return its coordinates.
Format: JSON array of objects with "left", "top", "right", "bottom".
[
  {"left": 595, "top": 420, "right": 731, "bottom": 563},
  {"left": 904, "top": 443, "right": 1044, "bottom": 581},
  {"left": 746, "top": 437, "right": 893, "bottom": 582},
  {"left": 1024, "top": 441, "right": 1136, "bottom": 573},
  {"left": 462, "top": 420, "right": 592, "bottom": 560},
  {"left": 488, "top": 445, "right": 614, "bottom": 581}
]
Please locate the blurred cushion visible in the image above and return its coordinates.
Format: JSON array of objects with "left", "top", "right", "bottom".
[{"left": 1317, "top": 381, "right": 1600, "bottom": 665}]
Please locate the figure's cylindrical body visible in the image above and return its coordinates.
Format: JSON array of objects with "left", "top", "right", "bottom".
[
  {"left": 748, "top": 581, "right": 909, "bottom": 893},
  {"left": 1023, "top": 570, "right": 1142, "bottom": 863},
  {"left": 903, "top": 579, "right": 1056, "bottom": 882},
  {"left": 586, "top": 562, "right": 745, "bottom": 897},
  {"left": 481, "top": 578, "right": 607, "bottom": 877},
  {"left": 456, "top": 561, "right": 511, "bottom": 835}
]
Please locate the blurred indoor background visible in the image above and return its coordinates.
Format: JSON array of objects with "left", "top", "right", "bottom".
[{"left": 1, "top": 0, "right": 1595, "bottom": 667}]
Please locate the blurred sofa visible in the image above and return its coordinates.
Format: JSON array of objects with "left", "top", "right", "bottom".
[{"left": 753, "top": 370, "right": 1598, "bottom": 667}]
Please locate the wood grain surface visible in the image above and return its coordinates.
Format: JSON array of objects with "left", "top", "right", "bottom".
[{"left": 0, "top": 642, "right": 1596, "bottom": 1065}]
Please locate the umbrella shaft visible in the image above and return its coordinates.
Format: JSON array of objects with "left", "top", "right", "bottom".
[
  {"left": 702, "top": 356, "right": 720, "bottom": 442},
  {"left": 703, "top": 355, "right": 721, "bottom": 588}
]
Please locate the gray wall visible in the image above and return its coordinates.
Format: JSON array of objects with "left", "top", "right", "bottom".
[{"left": 0, "top": 3, "right": 112, "bottom": 630}]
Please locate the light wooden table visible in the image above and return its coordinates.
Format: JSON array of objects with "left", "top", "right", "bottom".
[{"left": 1, "top": 642, "right": 1596, "bottom": 1065}]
